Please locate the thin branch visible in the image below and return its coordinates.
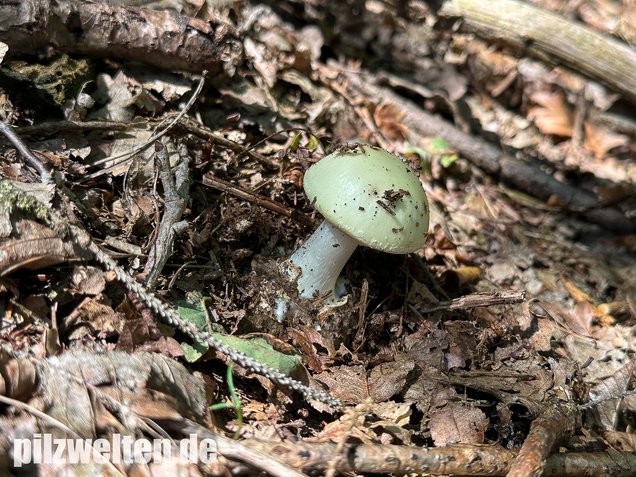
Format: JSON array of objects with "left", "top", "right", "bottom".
[
  {"left": 508, "top": 403, "right": 579, "bottom": 477},
  {"left": 202, "top": 173, "right": 317, "bottom": 228},
  {"left": 0, "top": 122, "right": 52, "bottom": 183},
  {"left": 179, "top": 420, "right": 310, "bottom": 477},
  {"left": 419, "top": 290, "right": 526, "bottom": 314}
]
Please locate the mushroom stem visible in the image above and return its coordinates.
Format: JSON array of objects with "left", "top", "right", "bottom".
[{"left": 286, "top": 220, "right": 358, "bottom": 299}]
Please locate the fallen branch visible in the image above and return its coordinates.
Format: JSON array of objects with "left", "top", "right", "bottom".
[
  {"left": 439, "top": 0, "right": 636, "bottom": 106},
  {"left": 0, "top": 0, "right": 241, "bottom": 75},
  {"left": 339, "top": 69, "right": 634, "bottom": 234},
  {"left": 243, "top": 439, "right": 636, "bottom": 476},
  {"left": 508, "top": 402, "right": 579, "bottom": 477}
]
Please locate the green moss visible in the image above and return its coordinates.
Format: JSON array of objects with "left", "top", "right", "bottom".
[
  {"left": 0, "top": 180, "right": 51, "bottom": 224},
  {"left": 0, "top": 55, "right": 92, "bottom": 107}
]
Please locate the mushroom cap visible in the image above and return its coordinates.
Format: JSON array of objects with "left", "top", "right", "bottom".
[{"left": 303, "top": 146, "right": 430, "bottom": 254}]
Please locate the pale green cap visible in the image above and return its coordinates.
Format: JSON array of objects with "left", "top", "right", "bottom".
[{"left": 303, "top": 146, "right": 430, "bottom": 253}]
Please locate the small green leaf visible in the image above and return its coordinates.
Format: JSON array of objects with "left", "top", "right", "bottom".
[
  {"left": 430, "top": 137, "right": 450, "bottom": 153},
  {"left": 176, "top": 301, "right": 303, "bottom": 376},
  {"left": 181, "top": 342, "right": 208, "bottom": 363},
  {"left": 289, "top": 133, "right": 302, "bottom": 152},
  {"left": 176, "top": 299, "right": 219, "bottom": 362},
  {"left": 306, "top": 134, "right": 320, "bottom": 151},
  {"left": 212, "top": 334, "right": 303, "bottom": 377},
  {"left": 440, "top": 153, "right": 458, "bottom": 168}
]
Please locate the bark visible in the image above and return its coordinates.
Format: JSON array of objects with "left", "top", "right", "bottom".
[
  {"left": 245, "top": 439, "right": 636, "bottom": 476},
  {"left": 0, "top": 0, "right": 242, "bottom": 75}
]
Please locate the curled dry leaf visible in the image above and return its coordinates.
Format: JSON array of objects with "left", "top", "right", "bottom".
[
  {"left": 373, "top": 102, "right": 408, "bottom": 140},
  {"left": 0, "top": 219, "right": 78, "bottom": 276},
  {"left": 589, "top": 358, "right": 636, "bottom": 430},
  {"left": 527, "top": 90, "right": 573, "bottom": 137},
  {"left": 37, "top": 349, "right": 208, "bottom": 436},
  {"left": 0, "top": 349, "right": 37, "bottom": 400},
  {"left": 583, "top": 121, "right": 630, "bottom": 157}
]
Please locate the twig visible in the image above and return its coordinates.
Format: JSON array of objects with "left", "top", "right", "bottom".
[
  {"left": 202, "top": 173, "right": 317, "bottom": 228},
  {"left": 12, "top": 120, "right": 140, "bottom": 136},
  {"left": 419, "top": 290, "right": 526, "bottom": 314},
  {"left": 138, "top": 142, "right": 190, "bottom": 290},
  {"left": 177, "top": 118, "right": 279, "bottom": 170},
  {"left": 0, "top": 122, "right": 52, "bottom": 184},
  {"left": 179, "top": 420, "right": 310, "bottom": 477}
]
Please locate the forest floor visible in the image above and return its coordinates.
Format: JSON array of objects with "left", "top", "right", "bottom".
[{"left": 0, "top": 0, "right": 635, "bottom": 476}]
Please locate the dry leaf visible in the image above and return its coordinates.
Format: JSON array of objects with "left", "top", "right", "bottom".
[
  {"left": 528, "top": 91, "right": 573, "bottom": 137},
  {"left": 584, "top": 121, "right": 629, "bottom": 157},
  {"left": 368, "top": 359, "right": 415, "bottom": 402},
  {"left": 429, "top": 402, "right": 488, "bottom": 446},
  {"left": 313, "top": 365, "right": 368, "bottom": 404},
  {"left": 373, "top": 103, "right": 408, "bottom": 140}
]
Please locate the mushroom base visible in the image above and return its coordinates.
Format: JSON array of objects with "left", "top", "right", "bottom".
[{"left": 285, "top": 220, "right": 358, "bottom": 300}]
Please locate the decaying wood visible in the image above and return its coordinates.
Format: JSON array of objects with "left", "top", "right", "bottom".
[
  {"left": 0, "top": 0, "right": 241, "bottom": 75},
  {"left": 439, "top": 0, "right": 636, "bottom": 106},
  {"left": 508, "top": 403, "right": 579, "bottom": 477},
  {"left": 342, "top": 71, "right": 635, "bottom": 234},
  {"left": 244, "top": 439, "right": 636, "bottom": 476},
  {"left": 138, "top": 142, "right": 190, "bottom": 290},
  {"left": 419, "top": 290, "right": 526, "bottom": 314},
  {"left": 178, "top": 421, "right": 310, "bottom": 477}
]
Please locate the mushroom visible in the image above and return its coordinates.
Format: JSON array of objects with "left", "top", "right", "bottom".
[{"left": 284, "top": 145, "right": 430, "bottom": 300}]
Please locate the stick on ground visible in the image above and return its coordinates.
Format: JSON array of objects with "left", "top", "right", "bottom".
[{"left": 439, "top": 0, "right": 636, "bottom": 106}]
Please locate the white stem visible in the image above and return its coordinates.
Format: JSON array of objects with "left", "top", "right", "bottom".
[{"left": 287, "top": 220, "right": 358, "bottom": 299}]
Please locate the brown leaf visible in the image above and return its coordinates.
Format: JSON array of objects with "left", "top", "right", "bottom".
[
  {"left": 70, "top": 266, "right": 107, "bottom": 296},
  {"left": 287, "top": 327, "right": 325, "bottom": 372},
  {"left": 589, "top": 358, "right": 636, "bottom": 430},
  {"left": 373, "top": 102, "right": 408, "bottom": 140},
  {"left": 368, "top": 359, "right": 415, "bottom": 402},
  {"left": 67, "top": 299, "right": 125, "bottom": 341},
  {"left": 313, "top": 365, "right": 368, "bottom": 404},
  {"left": 583, "top": 120, "right": 629, "bottom": 157},
  {"left": 0, "top": 219, "right": 78, "bottom": 276},
  {"left": 429, "top": 402, "right": 488, "bottom": 446},
  {"left": 528, "top": 91, "right": 573, "bottom": 137},
  {"left": 0, "top": 349, "right": 37, "bottom": 400}
]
